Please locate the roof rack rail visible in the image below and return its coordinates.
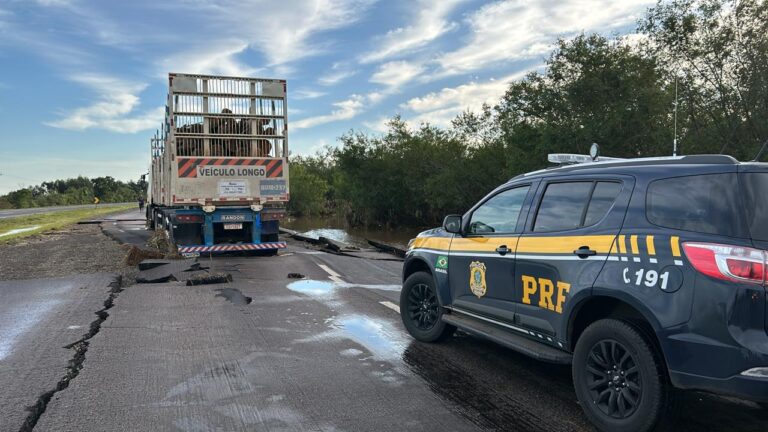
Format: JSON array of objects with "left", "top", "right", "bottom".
[{"left": 511, "top": 154, "right": 740, "bottom": 181}]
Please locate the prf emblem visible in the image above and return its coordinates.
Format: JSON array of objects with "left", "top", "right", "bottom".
[{"left": 469, "top": 261, "right": 487, "bottom": 298}]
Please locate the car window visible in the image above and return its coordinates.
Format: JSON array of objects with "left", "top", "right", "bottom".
[
  {"left": 468, "top": 186, "right": 530, "bottom": 234},
  {"left": 534, "top": 182, "right": 593, "bottom": 232},
  {"left": 646, "top": 173, "right": 747, "bottom": 238},
  {"left": 583, "top": 182, "right": 622, "bottom": 226},
  {"left": 742, "top": 173, "right": 768, "bottom": 241}
]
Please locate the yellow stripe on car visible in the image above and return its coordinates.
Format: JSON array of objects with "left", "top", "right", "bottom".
[
  {"left": 411, "top": 237, "right": 452, "bottom": 251},
  {"left": 516, "top": 235, "right": 616, "bottom": 254},
  {"left": 452, "top": 236, "right": 519, "bottom": 252},
  {"left": 671, "top": 236, "right": 681, "bottom": 257},
  {"left": 646, "top": 235, "right": 656, "bottom": 255}
]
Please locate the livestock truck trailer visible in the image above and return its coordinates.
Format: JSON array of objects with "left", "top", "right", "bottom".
[{"left": 146, "top": 73, "right": 289, "bottom": 256}]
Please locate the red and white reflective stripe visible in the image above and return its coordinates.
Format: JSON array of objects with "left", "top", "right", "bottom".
[{"left": 178, "top": 242, "right": 287, "bottom": 253}]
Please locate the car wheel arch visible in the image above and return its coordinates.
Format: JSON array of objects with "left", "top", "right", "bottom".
[
  {"left": 403, "top": 256, "right": 448, "bottom": 305},
  {"left": 567, "top": 294, "right": 667, "bottom": 369}
]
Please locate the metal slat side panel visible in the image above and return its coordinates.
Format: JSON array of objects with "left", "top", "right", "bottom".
[{"left": 163, "top": 73, "right": 288, "bottom": 206}]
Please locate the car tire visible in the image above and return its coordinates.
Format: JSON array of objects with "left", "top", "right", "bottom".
[
  {"left": 573, "top": 319, "right": 668, "bottom": 432},
  {"left": 400, "top": 271, "right": 455, "bottom": 342}
]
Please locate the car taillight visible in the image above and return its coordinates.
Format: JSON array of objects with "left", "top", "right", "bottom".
[{"left": 682, "top": 242, "right": 766, "bottom": 285}]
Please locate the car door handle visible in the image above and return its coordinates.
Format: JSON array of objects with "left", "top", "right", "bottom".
[
  {"left": 573, "top": 246, "right": 597, "bottom": 258},
  {"left": 495, "top": 245, "right": 511, "bottom": 256}
]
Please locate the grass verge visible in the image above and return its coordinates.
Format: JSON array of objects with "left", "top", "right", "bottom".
[{"left": 0, "top": 205, "right": 135, "bottom": 243}]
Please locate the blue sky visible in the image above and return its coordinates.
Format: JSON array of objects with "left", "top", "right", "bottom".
[{"left": 0, "top": 0, "right": 654, "bottom": 193}]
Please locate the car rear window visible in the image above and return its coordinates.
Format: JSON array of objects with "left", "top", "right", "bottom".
[
  {"left": 646, "top": 173, "right": 748, "bottom": 238},
  {"left": 740, "top": 173, "right": 768, "bottom": 241}
]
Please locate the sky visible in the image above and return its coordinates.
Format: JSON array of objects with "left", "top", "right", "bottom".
[{"left": 0, "top": 0, "right": 655, "bottom": 194}]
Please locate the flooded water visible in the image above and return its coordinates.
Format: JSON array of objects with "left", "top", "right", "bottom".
[{"left": 283, "top": 215, "right": 428, "bottom": 249}]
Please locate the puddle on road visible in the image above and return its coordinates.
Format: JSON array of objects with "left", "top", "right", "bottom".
[
  {"left": 215, "top": 288, "right": 252, "bottom": 305},
  {"left": 286, "top": 279, "right": 400, "bottom": 298},
  {"left": 296, "top": 313, "right": 407, "bottom": 362},
  {"left": 287, "top": 279, "right": 407, "bottom": 365},
  {"left": 286, "top": 280, "right": 336, "bottom": 297},
  {"left": 0, "top": 225, "right": 40, "bottom": 237},
  {"left": 0, "top": 298, "right": 62, "bottom": 360}
]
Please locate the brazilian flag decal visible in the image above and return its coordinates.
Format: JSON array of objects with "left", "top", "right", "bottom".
[{"left": 436, "top": 255, "right": 448, "bottom": 270}]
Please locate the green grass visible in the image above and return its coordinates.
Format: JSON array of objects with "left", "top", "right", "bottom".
[{"left": 0, "top": 205, "right": 135, "bottom": 243}]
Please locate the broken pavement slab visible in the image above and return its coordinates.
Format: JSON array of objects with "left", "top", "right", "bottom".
[
  {"left": 135, "top": 259, "right": 210, "bottom": 283},
  {"left": 137, "top": 259, "right": 173, "bottom": 271}
]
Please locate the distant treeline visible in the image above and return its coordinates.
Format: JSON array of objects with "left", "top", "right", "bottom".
[
  {"left": 0, "top": 176, "right": 146, "bottom": 209},
  {"left": 289, "top": 0, "right": 768, "bottom": 227}
]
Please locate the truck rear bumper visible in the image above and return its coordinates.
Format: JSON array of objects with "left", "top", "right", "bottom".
[{"left": 178, "top": 242, "right": 287, "bottom": 254}]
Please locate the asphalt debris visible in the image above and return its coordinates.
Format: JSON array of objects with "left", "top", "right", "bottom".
[
  {"left": 186, "top": 272, "right": 233, "bottom": 286},
  {"left": 287, "top": 272, "right": 305, "bottom": 279},
  {"left": 214, "top": 287, "right": 251, "bottom": 305}
]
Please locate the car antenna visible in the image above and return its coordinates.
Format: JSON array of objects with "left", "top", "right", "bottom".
[
  {"left": 750, "top": 138, "right": 768, "bottom": 162},
  {"left": 672, "top": 74, "right": 678, "bottom": 157}
]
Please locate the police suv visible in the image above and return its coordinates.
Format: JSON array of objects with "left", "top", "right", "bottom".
[{"left": 400, "top": 152, "right": 768, "bottom": 431}]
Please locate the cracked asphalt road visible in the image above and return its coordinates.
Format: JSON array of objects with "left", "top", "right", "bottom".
[{"left": 1, "top": 210, "right": 767, "bottom": 431}]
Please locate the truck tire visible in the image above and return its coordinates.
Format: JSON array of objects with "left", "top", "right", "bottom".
[
  {"left": 400, "top": 271, "right": 454, "bottom": 342},
  {"left": 147, "top": 209, "right": 155, "bottom": 229},
  {"left": 573, "top": 319, "right": 668, "bottom": 432}
]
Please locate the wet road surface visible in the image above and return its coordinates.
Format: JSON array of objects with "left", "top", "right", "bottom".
[
  {"left": 0, "top": 274, "right": 118, "bottom": 431},
  {"left": 2, "top": 211, "right": 767, "bottom": 431}
]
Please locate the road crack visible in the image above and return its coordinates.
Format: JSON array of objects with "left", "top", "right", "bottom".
[{"left": 18, "top": 275, "right": 125, "bottom": 432}]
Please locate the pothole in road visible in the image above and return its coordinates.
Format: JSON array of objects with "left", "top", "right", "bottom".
[{"left": 215, "top": 288, "right": 252, "bottom": 305}]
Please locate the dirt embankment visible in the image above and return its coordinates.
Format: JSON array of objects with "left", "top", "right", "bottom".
[{"left": 0, "top": 224, "right": 134, "bottom": 281}]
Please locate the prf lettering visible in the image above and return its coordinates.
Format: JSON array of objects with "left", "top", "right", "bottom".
[{"left": 521, "top": 275, "right": 571, "bottom": 314}]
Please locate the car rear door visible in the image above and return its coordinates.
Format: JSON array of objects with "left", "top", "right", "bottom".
[
  {"left": 448, "top": 182, "right": 536, "bottom": 323},
  {"left": 513, "top": 175, "right": 634, "bottom": 345}
]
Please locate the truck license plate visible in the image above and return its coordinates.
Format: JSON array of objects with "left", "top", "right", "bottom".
[{"left": 223, "top": 223, "right": 243, "bottom": 230}]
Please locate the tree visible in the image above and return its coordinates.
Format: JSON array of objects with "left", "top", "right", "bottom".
[
  {"left": 641, "top": 0, "right": 768, "bottom": 158},
  {"left": 496, "top": 34, "right": 675, "bottom": 175}
]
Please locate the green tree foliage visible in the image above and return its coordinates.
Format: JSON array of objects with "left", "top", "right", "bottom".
[
  {"left": 287, "top": 161, "right": 329, "bottom": 216},
  {"left": 641, "top": 0, "right": 768, "bottom": 158},
  {"left": 1, "top": 176, "right": 146, "bottom": 209},
  {"left": 289, "top": 0, "right": 767, "bottom": 228},
  {"left": 497, "top": 34, "right": 674, "bottom": 175}
]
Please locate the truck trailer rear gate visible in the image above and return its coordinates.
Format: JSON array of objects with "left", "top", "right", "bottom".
[{"left": 147, "top": 73, "right": 289, "bottom": 256}]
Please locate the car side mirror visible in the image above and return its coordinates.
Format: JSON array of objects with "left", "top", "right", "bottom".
[{"left": 442, "top": 214, "right": 463, "bottom": 234}]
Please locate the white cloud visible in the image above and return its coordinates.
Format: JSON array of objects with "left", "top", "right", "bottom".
[
  {"left": 292, "top": 95, "right": 366, "bottom": 129},
  {"left": 362, "top": 116, "right": 391, "bottom": 133},
  {"left": 360, "top": 0, "right": 465, "bottom": 63},
  {"left": 35, "top": 0, "right": 73, "bottom": 6},
  {"left": 45, "top": 74, "right": 162, "bottom": 133},
  {"left": 435, "top": 0, "right": 655, "bottom": 76},
  {"left": 293, "top": 89, "right": 327, "bottom": 100},
  {"left": 318, "top": 62, "right": 357, "bottom": 86},
  {"left": 158, "top": 40, "right": 261, "bottom": 77},
  {"left": 370, "top": 61, "right": 425, "bottom": 88},
  {"left": 401, "top": 69, "right": 533, "bottom": 127},
  {"left": 174, "top": 0, "right": 376, "bottom": 67}
]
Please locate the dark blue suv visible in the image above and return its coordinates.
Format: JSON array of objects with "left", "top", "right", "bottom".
[{"left": 400, "top": 155, "right": 768, "bottom": 431}]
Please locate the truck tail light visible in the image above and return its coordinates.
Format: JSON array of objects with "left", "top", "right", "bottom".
[
  {"left": 176, "top": 215, "right": 203, "bottom": 223},
  {"left": 682, "top": 242, "right": 766, "bottom": 285}
]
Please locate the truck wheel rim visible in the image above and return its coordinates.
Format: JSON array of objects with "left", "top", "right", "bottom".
[
  {"left": 407, "top": 283, "right": 438, "bottom": 331},
  {"left": 585, "top": 339, "right": 642, "bottom": 419}
]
